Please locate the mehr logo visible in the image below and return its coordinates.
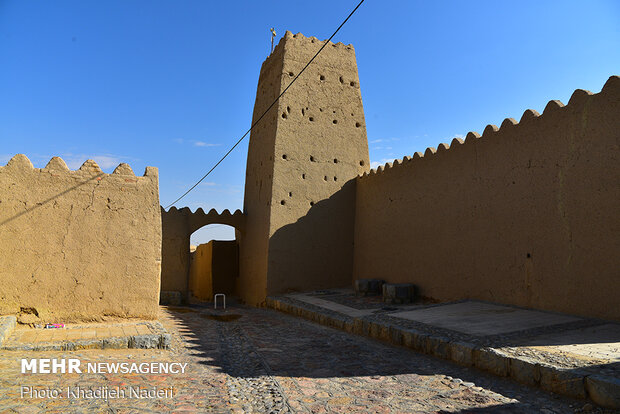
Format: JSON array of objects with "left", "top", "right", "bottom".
[
  {"left": 21, "top": 359, "right": 189, "bottom": 374},
  {"left": 22, "top": 359, "right": 82, "bottom": 374}
]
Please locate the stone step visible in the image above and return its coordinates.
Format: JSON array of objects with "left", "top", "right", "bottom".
[{"left": 266, "top": 295, "right": 620, "bottom": 410}]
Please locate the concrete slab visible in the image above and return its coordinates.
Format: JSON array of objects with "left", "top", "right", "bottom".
[
  {"left": 286, "top": 294, "right": 375, "bottom": 317},
  {"left": 523, "top": 324, "right": 620, "bottom": 362},
  {"left": 390, "top": 301, "right": 582, "bottom": 336}
]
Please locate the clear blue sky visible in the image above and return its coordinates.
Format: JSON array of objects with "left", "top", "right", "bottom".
[{"left": 1, "top": 0, "right": 619, "bottom": 244}]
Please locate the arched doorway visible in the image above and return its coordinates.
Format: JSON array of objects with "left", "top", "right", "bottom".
[
  {"left": 188, "top": 224, "right": 238, "bottom": 303},
  {"left": 160, "top": 207, "right": 245, "bottom": 305}
]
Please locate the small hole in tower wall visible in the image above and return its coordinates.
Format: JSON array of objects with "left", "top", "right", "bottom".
[
  {"left": 310, "top": 201, "right": 315, "bottom": 206},
  {"left": 309, "top": 117, "right": 314, "bottom": 122},
  {"left": 334, "top": 176, "right": 337, "bottom": 181},
  {"left": 287, "top": 106, "right": 290, "bottom": 113},
  {"left": 333, "top": 158, "right": 338, "bottom": 163},
  {"left": 324, "top": 176, "right": 328, "bottom": 181},
  {"left": 282, "top": 113, "right": 287, "bottom": 119},
  {"left": 333, "top": 120, "right": 338, "bottom": 124},
  {"left": 350, "top": 81, "right": 357, "bottom": 87},
  {"left": 289, "top": 72, "right": 294, "bottom": 77},
  {"left": 356, "top": 122, "right": 361, "bottom": 128},
  {"left": 282, "top": 154, "right": 288, "bottom": 160},
  {"left": 301, "top": 108, "right": 305, "bottom": 116},
  {"left": 320, "top": 75, "right": 325, "bottom": 81},
  {"left": 359, "top": 160, "right": 365, "bottom": 166},
  {"left": 289, "top": 192, "right": 293, "bottom": 197},
  {"left": 310, "top": 156, "right": 315, "bottom": 162},
  {"left": 302, "top": 174, "right": 306, "bottom": 179},
  {"left": 281, "top": 200, "right": 286, "bottom": 205},
  {"left": 339, "top": 76, "right": 344, "bottom": 83}
]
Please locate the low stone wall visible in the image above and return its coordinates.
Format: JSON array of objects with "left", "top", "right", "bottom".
[{"left": 0, "top": 155, "right": 162, "bottom": 322}]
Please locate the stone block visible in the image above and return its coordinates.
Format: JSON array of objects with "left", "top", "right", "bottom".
[
  {"left": 131, "top": 334, "right": 160, "bottom": 349},
  {"left": 354, "top": 279, "right": 384, "bottom": 296},
  {"left": 509, "top": 357, "right": 540, "bottom": 386},
  {"left": 450, "top": 341, "right": 477, "bottom": 366},
  {"left": 353, "top": 319, "right": 364, "bottom": 335},
  {"left": 389, "top": 326, "right": 403, "bottom": 345},
  {"left": 159, "top": 334, "right": 172, "bottom": 349},
  {"left": 332, "top": 316, "right": 346, "bottom": 330},
  {"left": 539, "top": 365, "right": 586, "bottom": 399},
  {"left": 474, "top": 348, "right": 510, "bottom": 377},
  {"left": 382, "top": 283, "right": 418, "bottom": 304},
  {"left": 343, "top": 321, "right": 354, "bottom": 333},
  {"left": 427, "top": 336, "right": 451, "bottom": 359},
  {"left": 369, "top": 321, "right": 382, "bottom": 339},
  {"left": 103, "top": 337, "right": 129, "bottom": 349},
  {"left": 74, "top": 339, "right": 103, "bottom": 350},
  {"left": 585, "top": 375, "right": 620, "bottom": 409},
  {"left": 402, "top": 329, "right": 420, "bottom": 349}
]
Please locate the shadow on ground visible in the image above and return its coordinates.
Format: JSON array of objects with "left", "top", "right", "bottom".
[{"left": 162, "top": 304, "right": 593, "bottom": 413}]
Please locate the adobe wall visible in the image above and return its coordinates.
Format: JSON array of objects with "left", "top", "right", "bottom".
[
  {"left": 353, "top": 76, "right": 620, "bottom": 321},
  {"left": 188, "top": 240, "right": 238, "bottom": 301},
  {"left": 0, "top": 155, "right": 162, "bottom": 322},
  {"left": 160, "top": 207, "right": 243, "bottom": 303},
  {"left": 160, "top": 207, "right": 191, "bottom": 299},
  {"left": 239, "top": 31, "right": 369, "bottom": 305},
  {"left": 189, "top": 243, "right": 213, "bottom": 301}
]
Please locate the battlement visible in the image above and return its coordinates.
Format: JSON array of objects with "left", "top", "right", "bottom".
[
  {"left": 162, "top": 206, "right": 243, "bottom": 217},
  {"left": 161, "top": 206, "right": 245, "bottom": 234},
  {"left": 269, "top": 30, "right": 355, "bottom": 60},
  {"left": 361, "top": 75, "right": 619, "bottom": 179},
  {"left": 0, "top": 154, "right": 157, "bottom": 179}
]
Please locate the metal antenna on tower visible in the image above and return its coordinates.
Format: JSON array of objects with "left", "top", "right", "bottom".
[{"left": 270, "top": 27, "right": 276, "bottom": 53}]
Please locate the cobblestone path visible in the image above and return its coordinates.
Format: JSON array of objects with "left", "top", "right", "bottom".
[{"left": 0, "top": 306, "right": 613, "bottom": 413}]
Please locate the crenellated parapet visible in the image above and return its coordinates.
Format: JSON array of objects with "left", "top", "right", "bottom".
[
  {"left": 161, "top": 206, "right": 245, "bottom": 234},
  {"left": 0, "top": 154, "right": 158, "bottom": 180},
  {"left": 269, "top": 30, "right": 356, "bottom": 62},
  {"left": 360, "top": 76, "right": 619, "bottom": 180}
]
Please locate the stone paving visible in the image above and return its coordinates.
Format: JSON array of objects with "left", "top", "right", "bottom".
[
  {"left": 268, "top": 290, "right": 620, "bottom": 409},
  {"left": 0, "top": 304, "right": 617, "bottom": 413}
]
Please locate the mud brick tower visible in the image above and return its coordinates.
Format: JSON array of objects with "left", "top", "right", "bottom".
[{"left": 238, "top": 31, "right": 370, "bottom": 305}]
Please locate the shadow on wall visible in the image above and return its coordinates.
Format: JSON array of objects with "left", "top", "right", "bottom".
[
  {"left": 0, "top": 172, "right": 104, "bottom": 227},
  {"left": 267, "top": 178, "right": 357, "bottom": 295}
]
